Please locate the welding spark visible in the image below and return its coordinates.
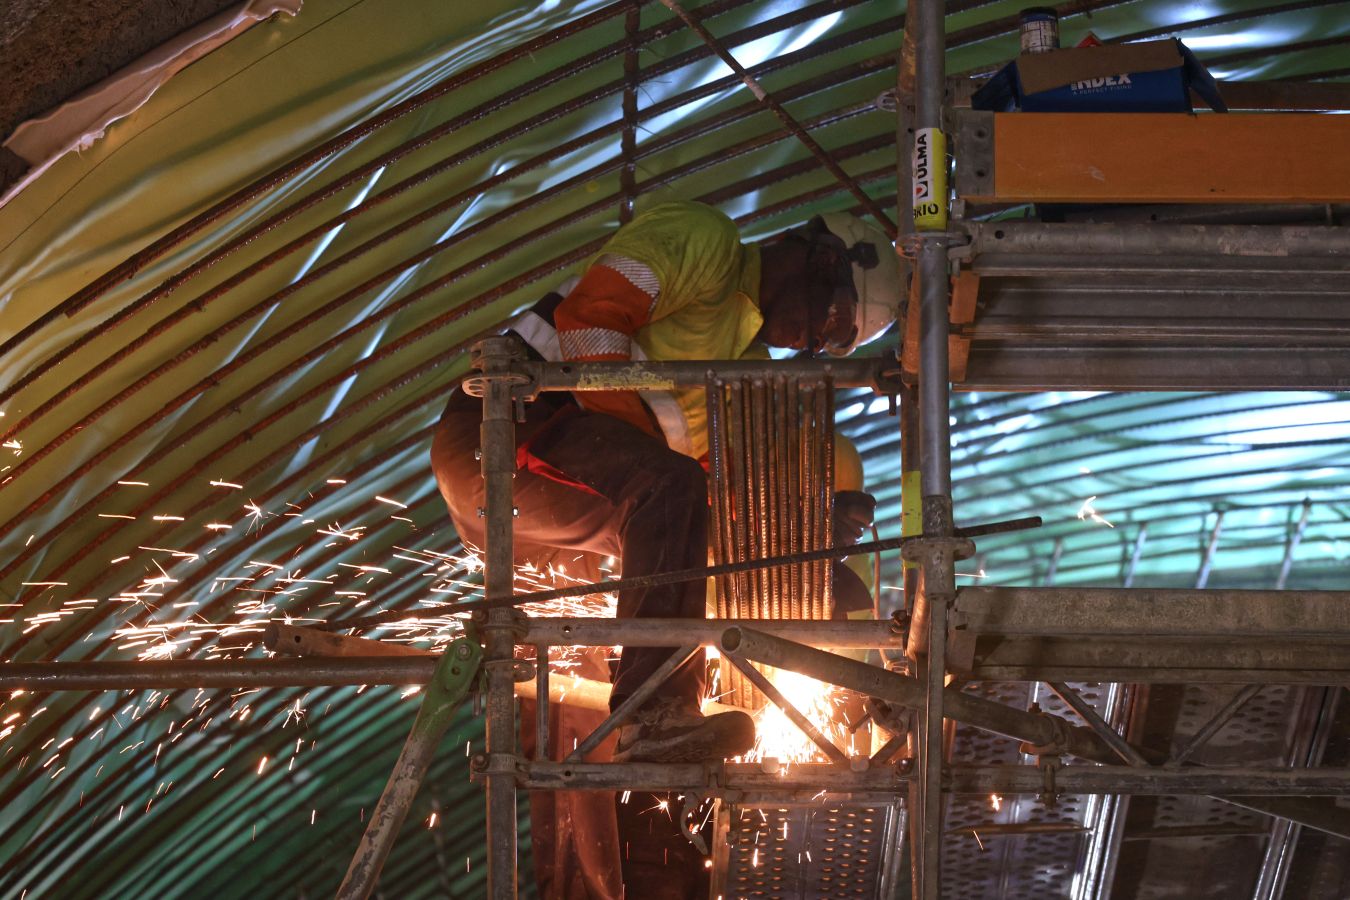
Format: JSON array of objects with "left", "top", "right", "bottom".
[{"left": 210, "top": 480, "right": 243, "bottom": 489}]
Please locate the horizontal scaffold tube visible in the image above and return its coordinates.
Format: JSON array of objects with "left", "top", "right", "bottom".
[{"left": 519, "top": 761, "right": 1350, "bottom": 797}]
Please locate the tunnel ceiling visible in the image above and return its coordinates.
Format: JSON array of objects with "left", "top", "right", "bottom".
[{"left": 1, "top": 0, "right": 1347, "bottom": 897}]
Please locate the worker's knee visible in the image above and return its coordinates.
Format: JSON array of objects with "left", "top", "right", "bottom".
[{"left": 640, "top": 451, "right": 708, "bottom": 514}]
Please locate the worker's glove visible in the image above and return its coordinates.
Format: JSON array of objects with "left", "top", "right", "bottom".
[{"left": 833, "top": 490, "right": 876, "bottom": 547}]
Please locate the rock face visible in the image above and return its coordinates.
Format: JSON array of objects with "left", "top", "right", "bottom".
[{"left": 0, "top": 0, "right": 238, "bottom": 192}]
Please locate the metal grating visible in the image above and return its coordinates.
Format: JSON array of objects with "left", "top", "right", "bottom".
[
  {"left": 942, "top": 681, "right": 1125, "bottom": 900},
  {"left": 714, "top": 801, "right": 904, "bottom": 899}
]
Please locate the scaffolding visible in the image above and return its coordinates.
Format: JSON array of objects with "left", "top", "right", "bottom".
[{"left": 4, "top": 0, "right": 1350, "bottom": 898}]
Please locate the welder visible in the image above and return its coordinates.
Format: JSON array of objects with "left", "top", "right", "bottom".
[{"left": 433, "top": 200, "right": 899, "bottom": 760}]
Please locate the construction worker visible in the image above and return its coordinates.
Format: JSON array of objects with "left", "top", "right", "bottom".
[{"left": 432, "top": 200, "right": 899, "bottom": 763}]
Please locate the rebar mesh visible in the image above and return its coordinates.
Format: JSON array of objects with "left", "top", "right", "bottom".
[{"left": 707, "top": 374, "right": 834, "bottom": 708}]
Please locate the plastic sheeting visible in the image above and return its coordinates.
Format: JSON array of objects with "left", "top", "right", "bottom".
[{"left": 0, "top": 0, "right": 1348, "bottom": 896}]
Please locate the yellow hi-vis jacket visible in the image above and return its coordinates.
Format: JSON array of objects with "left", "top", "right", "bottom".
[{"left": 513, "top": 201, "right": 764, "bottom": 460}]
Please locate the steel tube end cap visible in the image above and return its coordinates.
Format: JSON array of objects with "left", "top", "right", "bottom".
[{"left": 719, "top": 627, "right": 743, "bottom": 654}]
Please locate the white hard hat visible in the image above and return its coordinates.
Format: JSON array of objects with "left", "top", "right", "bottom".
[{"left": 817, "top": 212, "right": 902, "bottom": 357}]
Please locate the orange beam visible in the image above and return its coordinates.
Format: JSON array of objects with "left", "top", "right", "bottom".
[{"left": 988, "top": 113, "right": 1350, "bottom": 204}]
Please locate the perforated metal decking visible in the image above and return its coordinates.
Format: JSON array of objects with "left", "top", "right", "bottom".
[{"left": 713, "top": 800, "right": 906, "bottom": 898}]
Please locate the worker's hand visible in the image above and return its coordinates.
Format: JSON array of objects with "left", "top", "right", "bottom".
[{"left": 833, "top": 490, "right": 876, "bottom": 547}]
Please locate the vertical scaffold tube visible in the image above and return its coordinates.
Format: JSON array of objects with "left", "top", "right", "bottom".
[
  {"left": 911, "top": 0, "right": 952, "bottom": 893},
  {"left": 478, "top": 336, "right": 521, "bottom": 899}
]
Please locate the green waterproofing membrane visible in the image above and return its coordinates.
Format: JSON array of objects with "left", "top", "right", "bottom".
[{"left": 0, "top": 0, "right": 1347, "bottom": 896}]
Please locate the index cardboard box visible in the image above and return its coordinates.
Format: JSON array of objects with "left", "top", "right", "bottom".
[{"left": 973, "top": 38, "right": 1226, "bottom": 114}]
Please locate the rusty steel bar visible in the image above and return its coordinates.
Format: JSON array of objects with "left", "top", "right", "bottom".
[
  {"left": 820, "top": 379, "right": 836, "bottom": 617},
  {"left": 620, "top": 4, "right": 642, "bottom": 224},
  {"left": 656, "top": 0, "right": 896, "bottom": 237},
  {"left": 729, "top": 380, "right": 752, "bottom": 622},
  {"left": 706, "top": 379, "right": 731, "bottom": 618},
  {"left": 738, "top": 378, "right": 762, "bottom": 707},
  {"left": 535, "top": 647, "right": 551, "bottom": 761},
  {"left": 752, "top": 379, "right": 774, "bottom": 619},
  {"left": 800, "top": 384, "right": 818, "bottom": 620},
  {"left": 787, "top": 377, "right": 804, "bottom": 618}
]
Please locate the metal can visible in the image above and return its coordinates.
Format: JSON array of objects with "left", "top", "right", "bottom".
[{"left": 1018, "top": 7, "right": 1060, "bottom": 54}]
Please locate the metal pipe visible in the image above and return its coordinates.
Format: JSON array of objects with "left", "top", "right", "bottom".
[
  {"left": 565, "top": 645, "right": 701, "bottom": 762},
  {"left": 0, "top": 658, "right": 441, "bottom": 691},
  {"left": 477, "top": 335, "right": 521, "bottom": 900},
  {"left": 723, "top": 653, "right": 849, "bottom": 766},
  {"left": 911, "top": 2, "right": 952, "bottom": 890},
  {"left": 264, "top": 623, "right": 429, "bottom": 657},
  {"left": 720, "top": 626, "right": 1121, "bottom": 765},
  {"left": 515, "top": 761, "right": 1350, "bottom": 798},
  {"left": 948, "top": 765, "right": 1350, "bottom": 797},
  {"left": 1124, "top": 525, "right": 1148, "bottom": 588},
  {"left": 1276, "top": 498, "right": 1312, "bottom": 590},
  {"left": 1045, "top": 682, "right": 1150, "bottom": 767},
  {"left": 320, "top": 517, "right": 1041, "bottom": 634},
  {"left": 954, "top": 586, "right": 1350, "bottom": 638},
  {"left": 535, "top": 647, "right": 550, "bottom": 761},
  {"left": 1196, "top": 509, "right": 1226, "bottom": 589},
  {"left": 519, "top": 617, "right": 903, "bottom": 648},
  {"left": 963, "top": 220, "right": 1350, "bottom": 262},
  {"left": 523, "top": 761, "right": 904, "bottom": 795}
]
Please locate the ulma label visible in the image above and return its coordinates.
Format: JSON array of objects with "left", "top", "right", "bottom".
[{"left": 912, "top": 127, "right": 948, "bottom": 231}]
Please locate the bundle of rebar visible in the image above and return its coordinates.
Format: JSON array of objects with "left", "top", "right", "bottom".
[{"left": 706, "top": 374, "right": 834, "bottom": 708}]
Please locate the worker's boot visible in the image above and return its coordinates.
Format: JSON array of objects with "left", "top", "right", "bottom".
[{"left": 612, "top": 698, "right": 755, "bottom": 763}]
